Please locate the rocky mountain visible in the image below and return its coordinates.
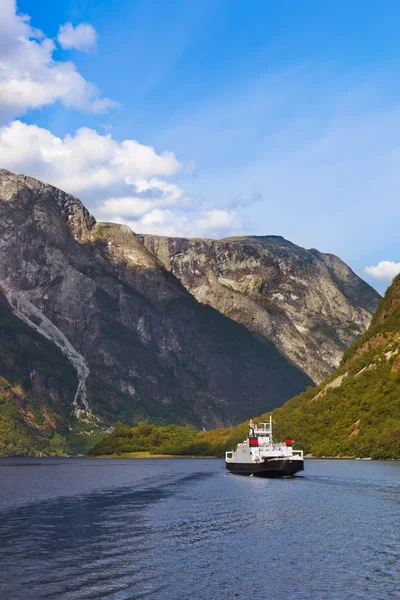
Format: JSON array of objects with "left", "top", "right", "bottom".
[
  {"left": 0, "top": 169, "right": 383, "bottom": 455},
  {"left": 139, "top": 234, "right": 381, "bottom": 382},
  {"left": 0, "top": 169, "right": 314, "bottom": 454}
]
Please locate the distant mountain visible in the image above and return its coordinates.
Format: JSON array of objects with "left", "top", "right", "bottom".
[
  {"left": 140, "top": 234, "right": 381, "bottom": 382},
  {"left": 90, "top": 275, "right": 400, "bottom": 459},
  {"left": 0, "top": 169, "right": 312, "bottom": 454}
]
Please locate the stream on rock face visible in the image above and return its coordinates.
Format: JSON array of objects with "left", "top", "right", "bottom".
[{"left": 0, "top": 284, "right": 91, "bottom": 415}]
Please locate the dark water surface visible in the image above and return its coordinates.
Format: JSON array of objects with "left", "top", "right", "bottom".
[{"left": 0, "top": 458, "right": 399, "bottom": 600}]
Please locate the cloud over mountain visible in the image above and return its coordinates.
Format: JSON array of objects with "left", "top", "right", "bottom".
[
  {"left": 0, "top": 1, "right": 262, "bottom": 240},
  {"left": 365, "top": 261, "right": 400, "bottom": 282},
  {"left": 0, "top": 120, "right": 181, "bottom": 192},
  {"left": 0, "top": 119, "right": 242, "bottom": 238}
]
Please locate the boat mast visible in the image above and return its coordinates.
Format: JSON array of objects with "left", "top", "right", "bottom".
[{"left": 249, "top": 418, "right": 255, "bottom": 437}]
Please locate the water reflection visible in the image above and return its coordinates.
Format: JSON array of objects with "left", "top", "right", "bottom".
[
  {"left": 0, "top": 459, "right": 399, "bottom": 600},
  {"left": 0, "top": 469, "right": 212, "bottom": 599}
]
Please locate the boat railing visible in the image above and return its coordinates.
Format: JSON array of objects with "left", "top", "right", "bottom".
[{"left": 292, "top": 450, "right": 303, "bottom": 459}]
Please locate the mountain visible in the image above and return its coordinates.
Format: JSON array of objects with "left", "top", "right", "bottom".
[
  {"left": 267, "top": 272, "right": 400, "bottom": 458},
  {"left": 0, "top": 169, "right": 383, "bottom": 456},
  {"left": 0, "top": 169, "right": 313, "bottom": 454},
  {"left": 139, "top": 234, "right": 381, "bottom": 382},
  {"left": 89, "top": 276, "right": 400, "bottom": 459}
]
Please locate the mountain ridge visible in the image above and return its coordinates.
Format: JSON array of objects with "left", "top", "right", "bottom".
[
  {"left": 0, "top": 169, "right": 383, "bottom": 455},
  {"left": 139, "top": 232, "right": 380, "bottom": 382}
]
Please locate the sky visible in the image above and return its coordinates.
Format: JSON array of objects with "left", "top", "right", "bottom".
[{"left": 1, "top": 1, "right": 400, "bottom": 293}]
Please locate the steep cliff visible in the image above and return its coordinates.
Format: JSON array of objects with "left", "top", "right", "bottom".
[
  {"left": 0, "top": 169, "right": 312, "bottom": 451},
  {"left": 139, "top": 234, "right": 380, "bottom": 383}
]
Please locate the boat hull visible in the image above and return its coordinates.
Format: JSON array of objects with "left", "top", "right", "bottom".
[{"left": 226, "top": 458, "right": 304, "bottom": 477}]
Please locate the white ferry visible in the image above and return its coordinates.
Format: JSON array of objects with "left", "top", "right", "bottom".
[{"left": 225, "top": 417, "right": 304, "bottom": 477}]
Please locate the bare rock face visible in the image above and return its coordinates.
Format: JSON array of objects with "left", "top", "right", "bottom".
[
  {"left": 0, "top": 170, "right": 312, "bottom": 437},
  {"left": 139, "top": 234, "right": 381, "bottom": 383}
]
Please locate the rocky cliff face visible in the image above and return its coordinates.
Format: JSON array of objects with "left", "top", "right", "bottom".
[
  {"left": 139, "top": 234, "right": 381, "bottom": 383},
  {"left": 0, "top": 170, "right": 312, "bottom": 449}
]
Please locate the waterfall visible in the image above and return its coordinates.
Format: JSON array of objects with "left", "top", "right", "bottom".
[{"left": 0, "top": 283, "right": 91, "bottom": 416}]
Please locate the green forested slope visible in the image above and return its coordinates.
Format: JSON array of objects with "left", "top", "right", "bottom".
[{"left": 89, "top": 275, "right": 400, "bottom": 459}]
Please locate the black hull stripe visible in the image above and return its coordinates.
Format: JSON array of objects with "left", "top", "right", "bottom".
[{"left": 226, "top": 459, "right": 304, "bottom": 477}]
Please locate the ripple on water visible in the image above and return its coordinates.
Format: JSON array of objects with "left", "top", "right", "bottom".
[{"left": 0, "top": 458, "right": 399, "bottom": 600}]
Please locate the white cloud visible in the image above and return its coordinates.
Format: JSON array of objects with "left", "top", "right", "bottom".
[
  {"left": 0, "top": 121, "right": 182, "bottom": 194},
  {"left": 0, "top": 4, "right": 245, "bottom": 241},
  {"left": 58, "top": 23, "right": 97, "bottom": 53},
  {"left": 96, "top": 179, "right": 189, "bottom": 220},
  {"left": 365, "top": 261, "right": 400, "bottom": 282},
  {"left": 0, "top": 0, "right": 115, "bottom": 118},
  {"left": 195, "top": 209, "right": 242, "bottom": 231},
  {"left": 0, "top": 119, "right": 242, "bottom": 238},
  {"left": 97, "top": 197, "right": 154, "bottom": 219},
  {"left": 121, "top": 208, "right": 243, "bottom": 238},
  {"left": 139, "top": 209, "right": 185, "bottom": 235}
]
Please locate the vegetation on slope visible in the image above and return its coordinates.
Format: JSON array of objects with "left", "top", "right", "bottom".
[
  {"left": 0, "top": 292, "right": 78, "bottom": 456},
  {"left": 87, "top": 421, "right": 248, "bottom": 457},
  {"left": 89, "top": 275, "right": 400, "bottom": 460}
]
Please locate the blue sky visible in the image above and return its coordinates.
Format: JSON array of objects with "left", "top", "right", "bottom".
[{"left": 2, "top": 1, "right": 400, "bottom": 292}]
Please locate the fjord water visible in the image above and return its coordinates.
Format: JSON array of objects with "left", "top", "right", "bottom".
[{"left": 0, "top": 459, "right": 398, "bottom": 600}]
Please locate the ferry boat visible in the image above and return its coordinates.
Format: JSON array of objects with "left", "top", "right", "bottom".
[{"left": 225, "top": 417, "right": 304, "bottom": 477}]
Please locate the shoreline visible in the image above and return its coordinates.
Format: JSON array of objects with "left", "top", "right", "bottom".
[
  {"left": 89, "top": 453, "right": 400, "bottom": 461},
  {"left": 305, "top": 454, "right": 369, "bottom": 460},
  {"left": 90, "top": 452, "right": 218, "bottom": 459},
  {"left": 2, "top": 453, "right": 399, "bottom": 460}
]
